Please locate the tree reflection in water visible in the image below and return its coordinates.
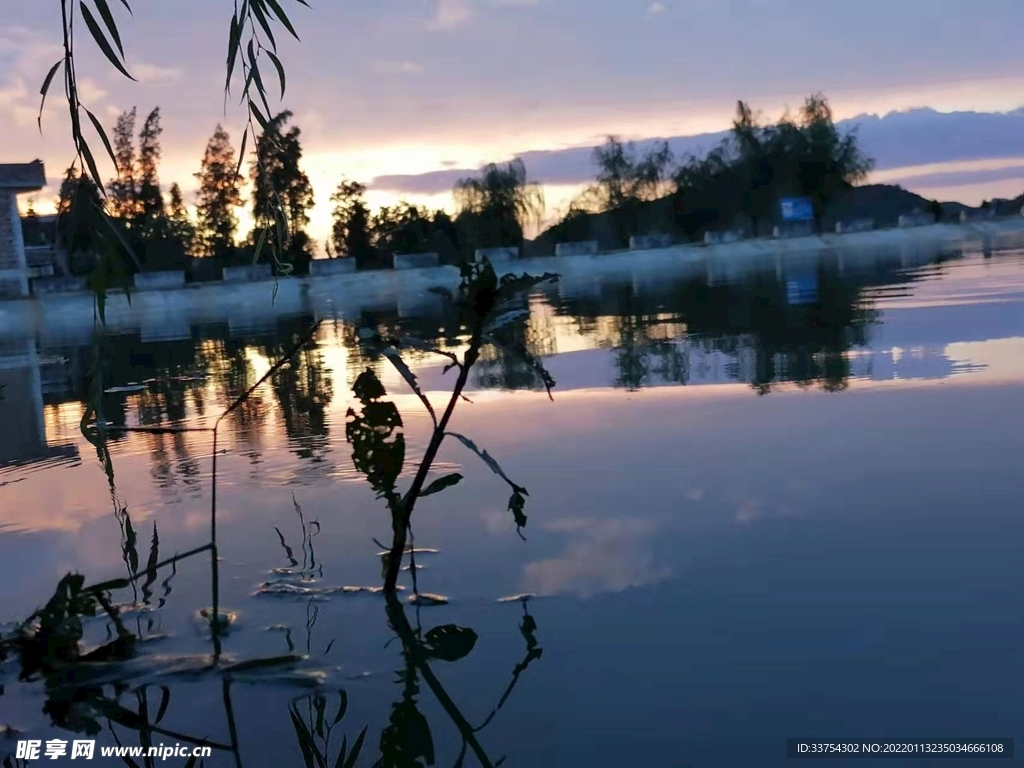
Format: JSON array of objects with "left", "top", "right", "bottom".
[
  {"left": 1, "top": 248, "right": 965, "bottom": 766},
  {"left": 2, "top": 261, "right": 554, "bottom": 767}
]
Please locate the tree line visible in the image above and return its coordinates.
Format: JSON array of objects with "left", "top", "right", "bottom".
[
  {"left": 52, "top": 105, "right": 549, "bottom": 275},
  {"left": 51, "top": 92, "right": 870, "bottom": 276},
  {"left": 546, "top": 93, "right": 874, "bottom": 248},
  {"left": 55, "top": 107, "right": 318, "bottom": 274}
]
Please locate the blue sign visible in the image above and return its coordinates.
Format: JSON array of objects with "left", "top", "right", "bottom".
[
  {"left": 779, "top": 197, "right": 814, "bottom": 222},
  {"left": 786, "top": 274, "right": 818, "bottom": 305}
]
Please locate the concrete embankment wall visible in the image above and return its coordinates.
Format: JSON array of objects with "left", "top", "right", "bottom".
[{"left": 2, "top": 219, "right": 1023, "bottom": 342}]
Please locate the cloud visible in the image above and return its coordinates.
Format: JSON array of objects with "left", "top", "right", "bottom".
[
  {"left": 76, "top": 77, "right": 108, "bottom": 104},
  {"left": 0, "top": 27, "right": 62, "bottom": 68},
  {"left": 371, "top": 167, "right": 475, "bottom": 194},
  {"left": 427, "top": 0, "right": 475, "bottom": 30},
  {"left": 367, "top": 107, "right": 1024, "bottom": 196},
  {"left": 0, "top": 27, "right": 65, "bottom": 128},
  {"left": 129, "top": 60, "right": 183, "bottom": 84},
  {"left": 522, "top": 518, "right": 672, "bottom": 598},
  {"left": 647, "top": 2, "right": 667, "bottom": 14},
  {"left": 371, "top": 60, "right": 425, "bottom": 75},
  {"left": 881, "top": 164, "right": 1024, "bottom": 190}
]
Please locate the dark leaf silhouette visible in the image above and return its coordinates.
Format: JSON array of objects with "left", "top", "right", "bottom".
[
  {"left": 380, "top": 346, "right": 436, "bottom": 425},
  {"left": 346, "top": 369, "right": 405, "bottom": 511},
  {"left": 508, "top": 490, "right": 528, "bottom": 538},
  {"left": 422, "top": 625, "right": 478, "bottom": 662},
  {"left": 420, "top": 473, "right": 463, "bottom": 498},
  {"left": 37, "top": 59, "right": 63, "bottom": 131},
  {"left": 91, "top": 0, "right": 125, "bottom": 57},
  {"left": 79, "top": 3, "right": 134, "bottom": 80}
]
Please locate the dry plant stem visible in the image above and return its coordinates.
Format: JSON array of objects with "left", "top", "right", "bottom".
[{"left": 383, "top": 338, "right": 481, "bottom": 593}]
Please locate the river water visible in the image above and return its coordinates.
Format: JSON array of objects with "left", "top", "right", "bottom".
[{"left": 1, "top": 242, "right": 1023, "bottom": 766}]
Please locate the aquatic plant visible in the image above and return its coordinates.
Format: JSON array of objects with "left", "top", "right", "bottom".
[{"left": 347, "top": 258, "right": 557, "bottom": 592}]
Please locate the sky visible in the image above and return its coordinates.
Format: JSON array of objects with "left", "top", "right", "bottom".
[{"left": 3, "top": 0, "right": 1024, "bottom": 249}]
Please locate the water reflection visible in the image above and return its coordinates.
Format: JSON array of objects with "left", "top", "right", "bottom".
[
  {"left": 0, "top": 490, "right": 544, "bottom": 766},
  {"left": 2, "top": 265, "right": 554, "bottom": 767},
  {"left": 6, "top": 244, "right": 1024, "bottom": 765},
  {"left": 0, "top": 244, "right": 987, "bottom": 480}
]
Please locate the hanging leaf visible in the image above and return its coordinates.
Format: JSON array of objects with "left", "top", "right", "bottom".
[
  {"left": 92, "top": 0, "right": 125, "bottom": 58},
  {"left": 235, "top": 127, "right": 248, "bottom": 178},
  {"left": 37, "top": 59, "right": 63, "bottom": 131},
  {"left": 95, "top": 201, "right": 141, "bottom": 270},
  {"left": 84, "top": 108, "right": 118, "bottom": 172},
  {"left": 79, "top": 3, "right": 135, "bottom": 80},
  {"left": 250, "top": 0, "right": 278, "bottom": 51},
  {"left": 78, "top": 136, "right": 103, "bottom": 190},
  {"left": 246, "top": 40, "right": 271, "bottom": 117},
  {"left": 252, "top": 227, "right": 268, "bottom": 265},
  {"left": 420, "top": 473, "right": 463, "bottom": 498},
  {"left": 264, "top": 0, "right": 301, "bottom": 40},
  {"left": 267, "top": 50, "right": 286, "bottom": 98},
  {"left": 249, "top": 100, "right": 270, "bottom": 132},
  {"left": 225, "top": 14, "right": 241, "bottom": 93},
  {"left": 91, "top": 277, "right": 107, "bottom": 324}
]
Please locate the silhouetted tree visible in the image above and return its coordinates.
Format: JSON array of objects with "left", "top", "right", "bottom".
[
  {"left": 369, "top": 202, "right": 459, "bottom": 263},
  {"left": 56, "top": 165, "right": 104, "bottom": 260},
  {"left": 672, "top": 147, "right": 738, "bottom": 240},
  {"left": 454, "top": 159, "right": 544, "bottom": 252},
  {"left": 250, "top": 110, "right": 314, "bottom": 260},
  {"left": 585, "top": 136, "right": 674, "bottom": 246},
  {"left": 730, "top": 101, "right": 776, "bottom": 235},
  {"left": 592, "top": 136, "right": 673, "bottom": 210},
  {"left": 194, "top": 124, "right": 244, "bottom": 257},
  {"left": 543, "top": 92, "right": 874, "bottom": 247},
  {"left": 108, "top": 107, "right": 139, "bottom": 221},
  {"left": 329, "top": 177, "right": 375, "bottom": 267},
  {"left": 787, "top": 94, "right": 873, "bottom": 231},
  {"left": 21, "top": 196, "right": 44, "bottom": 246},
  {"left": 136, "top": 107, "right": 165, "bottom": 239},
  {"left": 166, "top": 183, "right": 195, "bottom": 254}
]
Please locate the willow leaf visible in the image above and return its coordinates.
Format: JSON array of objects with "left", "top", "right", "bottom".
[
  {"left": 92, "top": 0, "right": 125, "bottom": 58},
  {"left": 84, "top": 107, "right": 118, "bottom": 172},
  {"left": 37, "top": 59, "right": 63, "bottom": 131},
  {"left": 79, "top": 3, "right": 134, "bottom": 80}
]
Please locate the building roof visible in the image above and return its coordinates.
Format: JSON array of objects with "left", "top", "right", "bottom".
[{"left": 0, "top": 161, "right": 46, "bottom": 191}]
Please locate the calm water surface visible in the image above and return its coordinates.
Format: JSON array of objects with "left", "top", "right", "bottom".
[{"left": 2, "top": 244, "right": 1024, "bottom": 766}]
